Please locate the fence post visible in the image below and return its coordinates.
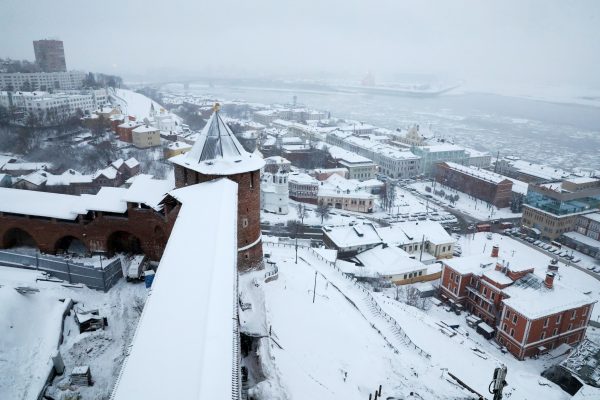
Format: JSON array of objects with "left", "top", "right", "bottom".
[
  {"left": 102, "top": 267, "right": 107, "bottom": 292},
  {"left": 65, "top": 260, "right": 72, "bottom": 284}
]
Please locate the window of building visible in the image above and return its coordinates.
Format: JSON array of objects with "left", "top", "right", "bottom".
[
  {"left": 541, "top": 332, "right": 546, "bottom": 340},
  {"left": 450, "top": 272, "right": 454, "bottom": 281},
  {"left": 491, "top": 292, "right": 496, "bottom": 301},
  {"left": 543, "top": 318, "right": 549, "bottom": 328},
  {"left": 583, "top": 307, "right": 588, "bottom": 317},
  {"left": 242, "top": 218, "right": 249, "bottom": 228},
  {"left": 512, "top": 314, "right": 518, "bottom": 324},
  {"left": 568, "top": 323, "right": 573, "bottom": 331},
  {"left": 557, "top": 314, "right": 561, "bottom": 324},
  {"left": 483, "top": 287, "right": 487, "bottom": 296},
  {"left": 455, "top": 275, "right": 459, "bottom": 284},
  {"left": 571, "top": 310, "right": 577, "bottom": 320},
  {"left": 510, "top": 328, "right": 515, "bottom": 337},
  {"left": 506, "top": 311, "right": 511, "bottom": 321},
  {"left": 553, "top": 328, "right": 558, "bottom": 336}
]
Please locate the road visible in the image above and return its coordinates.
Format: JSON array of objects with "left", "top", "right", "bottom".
[{"left": 508, "top": 235, "right": 600, "bottom": 282}]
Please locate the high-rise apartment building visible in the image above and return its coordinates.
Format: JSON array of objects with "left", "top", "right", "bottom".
[{"left": 33, "top": 39, "right": 67, "bottom": 72}]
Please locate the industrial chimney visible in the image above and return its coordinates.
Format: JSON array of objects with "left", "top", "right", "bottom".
[{"left": 544, "top": 272, "right": 555, "bottom": 289}]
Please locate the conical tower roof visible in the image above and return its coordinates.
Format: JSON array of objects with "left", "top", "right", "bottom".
[{"left": 170, "top": 104, "right": 264, "bottom": 175}]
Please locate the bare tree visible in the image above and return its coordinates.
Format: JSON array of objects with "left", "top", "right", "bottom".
[
  {"left": 379, "top": 180, "right": 396, "bottom": 212},
  {"left": 295, "top": 202, "right": 309, "bottom": 225},
  {"left": 315, "top": 203, "right": 332, "bottom": 224}
]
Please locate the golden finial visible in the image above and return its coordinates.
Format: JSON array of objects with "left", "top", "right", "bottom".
[{"left": 213, "top": 102, "right": 221, "bottom": 113}]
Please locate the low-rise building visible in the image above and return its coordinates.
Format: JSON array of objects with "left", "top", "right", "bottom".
[
  {"left": 288, "top": 172, "right": 319, "bottom": 204},
  {"left": 560, "top": 212, "right": 600, "bottom": 259},
  {"left": 260, "top": 169, "right": 289, "bottom": 214},
  {"left": 0, "top": 70, "right": 86, "bottom": 91},
  {"left": 495, "top": 157, "right": 571, "bottom": 183},
  {"left": 323, "top": 220, "right": 455, "bottom": 259},
  {"left": 353, "top": 244, "right": 430, "bottom": 284},
  {"left": 132, "top": 125, "right": 161, "bottom": 148},
  {"left": 328, "top": 145, "right": 377, "bottom": 181},
  {"left": 263, "top": 156, "right": 291, "bottom": 174},
  {"left": 435, "top": 162, "right": 514, "bottom": 208},
  {"left": 521, "top": 177, "right": 600, "bottom": 240},
  {"left": 313, "top": 167, "right": 348, "bottom": 181},
  {"left": 164, "top": 141, "right": 192, "bottom": 159},
  {"left": 411, "top": 143, "right": 468, "bottom": 176},
  {"left": 439, "top": 246, "right": 596, "bottom": 360},
  {"left": 327, "top": 130, "right": 421, "bottom": 179}
]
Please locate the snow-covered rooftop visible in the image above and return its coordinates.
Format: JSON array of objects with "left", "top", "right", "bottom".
[
  {"left": 111, "top": 179, "right": 238, "bottom": 400},
  {"left": 442, "top": 254, "right": 497, "bottom": 275},
  {"left": 0, "top": 187, "right": 86, "bottom": 220},
  {"left": 124, "top": 175, "right": 173, "bottom": 211},
  {"left": 444, "top": 162, "right": 512, "bottom": 184},
  {"left": 170, "top": 108, "right": 264, "bottom": 175},
  {"left": 356, "top": 245, "right": 427, "bottom": 276},
  {"left": 502, "top": 273, "right": 595, "bottom": 319}
]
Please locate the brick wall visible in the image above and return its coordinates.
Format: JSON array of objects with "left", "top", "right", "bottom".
[{"left": 0, "top": 204, "right": 179, "bottom": 261}]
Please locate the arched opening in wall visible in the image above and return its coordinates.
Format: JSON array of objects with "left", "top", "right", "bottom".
[
  {"left": 55, "top": 235, "right": 88, "bottom": 256},
  {"left": 107, "top": 231, "right": 143, "bottom": 256},
  {"left": 2, "top": 228, "right": 38, "bottom": 249}
]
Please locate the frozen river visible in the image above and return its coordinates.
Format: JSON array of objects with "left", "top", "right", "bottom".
[{"left": 176, "top": 83, "right": 600, "bottom": 172}]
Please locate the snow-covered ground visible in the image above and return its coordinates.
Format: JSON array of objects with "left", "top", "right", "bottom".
[
  {"left": 409, "top": 181, "right": 521, "bottom": 221},
  {"left": 249, "top": 242, "right": 572, "bottom": 399},
  {"left": 0, "top": 265, "right": 146, "bottom": 400},
  {"left": 261, "top": 200, "right": 370, "bottom": 227},
  {"left": 0, "top": 268, "right": 70, "bottom": 400},
  {"left": 113, "top": 89, "right": 181, "bottom": 124},
  {"left": 246, "top": 243, "right": 467, "bottom": 399}
]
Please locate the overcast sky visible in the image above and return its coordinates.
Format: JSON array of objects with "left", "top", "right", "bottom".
[{"left": 1, "top": 0, "right": 599, "bottom": 88}]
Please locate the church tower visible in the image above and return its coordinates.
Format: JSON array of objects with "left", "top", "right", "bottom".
[{"left": 170, "top": 104, "right": 265, "bottom": 271}]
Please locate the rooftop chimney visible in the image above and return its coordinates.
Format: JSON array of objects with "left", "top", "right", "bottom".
[
  {"left": 491, "top": 245, "right": 499, "bottom": 258},
  {"left": 544, "top": 272, "right": 555, "bottom": 289}
]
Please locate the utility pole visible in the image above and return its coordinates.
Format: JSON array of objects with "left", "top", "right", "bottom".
[
  {"left": 312, "top": 271, "right": 317, "bottom": 303},
  {"left": 489, "top": 365, "right": 508, "bottom": 400},
  {"left": 419, "top": 234, "right": 425, "bottom": 261}
]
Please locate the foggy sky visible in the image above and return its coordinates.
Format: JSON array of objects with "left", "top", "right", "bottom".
[{"left": 1, "top": 0, "right": 599, "bottom": 88}]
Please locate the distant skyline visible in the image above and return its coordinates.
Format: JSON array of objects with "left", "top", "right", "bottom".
[{"left": 1, "top": 0, "right": 599, "bottom": 90}]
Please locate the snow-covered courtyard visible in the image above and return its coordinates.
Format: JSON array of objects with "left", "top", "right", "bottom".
[
  {"left": 239, "top": 240, "right": 578, "bottom": 399},
  {"left": 0, "top": 266, "right": 146, "bottom": 400}
]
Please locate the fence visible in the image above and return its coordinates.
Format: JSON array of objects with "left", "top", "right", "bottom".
[
  {"left": 0, "top": 250, "right": 122, "bottom": 291},
  {"left": 263, "top": 242, "right": 431, "bottom": 359}
]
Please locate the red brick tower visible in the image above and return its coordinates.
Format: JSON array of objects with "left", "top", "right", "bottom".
[{"left": 170, "top": 104, "right": 265, "bottom": 271}]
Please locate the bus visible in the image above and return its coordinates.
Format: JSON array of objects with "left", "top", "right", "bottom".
[{"left": 476, "top": 224, "right": 492, "bottom": 232}]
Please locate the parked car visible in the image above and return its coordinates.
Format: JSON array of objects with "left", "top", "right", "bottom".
[{"left": 572, "top": 258, "right": 581, "bottom": 263}]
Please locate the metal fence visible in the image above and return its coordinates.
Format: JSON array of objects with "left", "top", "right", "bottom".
[{"left": 0, "top": 250, "right": 122, "bottom": 291}]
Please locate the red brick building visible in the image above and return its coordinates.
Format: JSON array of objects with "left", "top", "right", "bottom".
[
  {"left": 440, "top": 247, "right": 595, "bottom": 359},
  {"left": 436, "top": 162, "right": 513, "bottom": 208},
  {"left": 116, "top": 120, "right": 142, "bottom": 143},
  {"left": 170, "top": 104, "right": 265, "bottom": 271}
]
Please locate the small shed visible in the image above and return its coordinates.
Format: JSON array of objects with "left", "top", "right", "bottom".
[
  {"left": 71, "top": 366, "right": 92, "bottom": 386},
  {"left": 74, "top": 309, "right": 106, "bottom": 333},
  {"left": 476, "top": 322, "right": 495, "bottom": 340}
]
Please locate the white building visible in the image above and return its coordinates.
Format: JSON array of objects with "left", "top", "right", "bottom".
[
  {"left": 132, "top": 125, "right": 161, "bottom": 148},
  {"left": 0, "top": 70, "right": 86, "bottom": 91},
  {"left": 0, "top": 89, "right": 109, "bottom": 124},
  {"left": 327, "top": 130, "right": 421, "bottom": 179},
  {"left": 261, "top": 169, "right": 289, "bottom": 214}
]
